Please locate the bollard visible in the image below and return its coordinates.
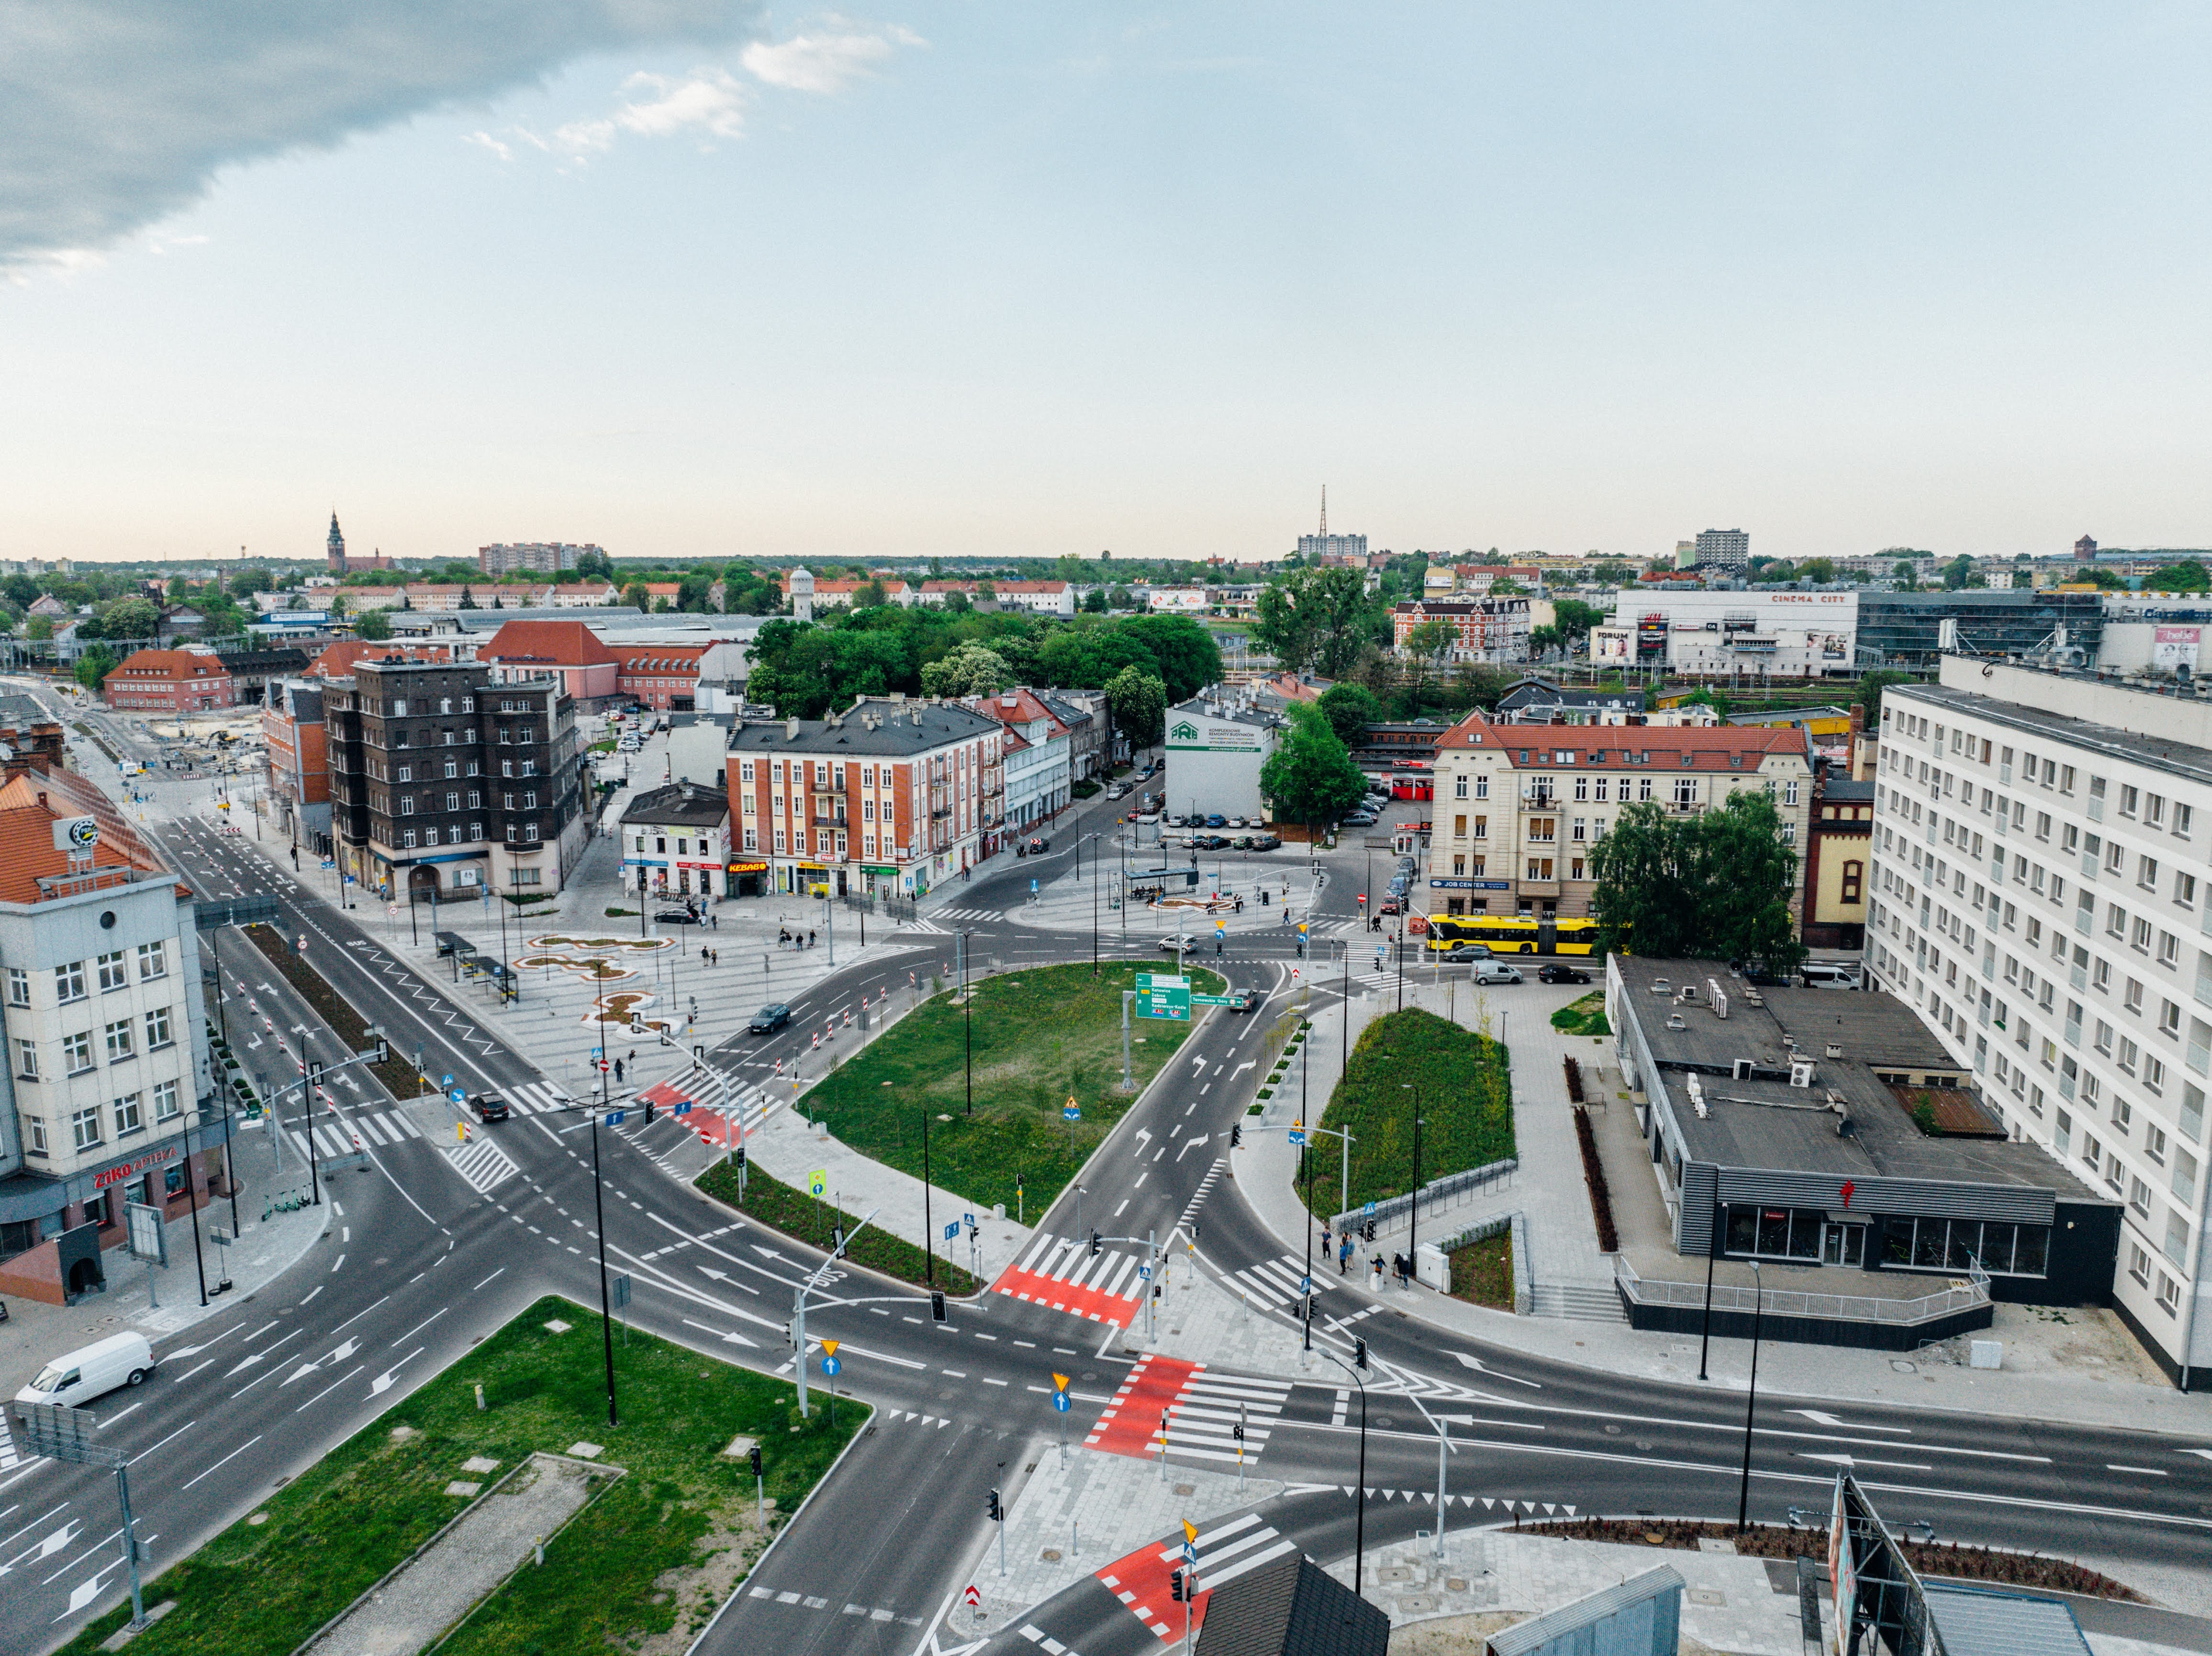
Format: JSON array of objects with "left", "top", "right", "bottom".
[
  {"left": 534, "top": 1535, "right": 544, "bottom": 1566},
  {"left": 474, "top": 1383, "right": 485, "bottom": 1411}
]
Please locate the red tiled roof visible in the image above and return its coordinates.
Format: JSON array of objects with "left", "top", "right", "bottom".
[
  {"left": 0, "top": 771, "right": 179, "bottom": 903},
  {"left": 1434, "top": 711, "right": 1809, "bottom": 768},
  {"left": 307, "top": 642, "right": 452, "bottom": 678},
  {"left": 479, "top": 621, "right": 618, "bottom": 667},
  {"left": 110, "top": 649, "right": 225, "bottom": 682}
]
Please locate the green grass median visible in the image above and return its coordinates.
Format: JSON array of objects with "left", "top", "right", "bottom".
[
  {"left": 57, "top": 1296, "right": 861, "bottom": 1656},
  {"left": 799, "top": 961, "right": 1222, "bottom": 1217},
  {"left": 1302, "top": 1007, "right": 1513, "bottom": 1220},
  {"left": 698, "top": 1159, "right": 979, "bottom": 1294}
]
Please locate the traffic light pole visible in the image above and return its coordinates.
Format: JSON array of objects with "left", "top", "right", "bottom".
[{"left": 793, "top": 1206, "right": 880, "bottom": 1418}]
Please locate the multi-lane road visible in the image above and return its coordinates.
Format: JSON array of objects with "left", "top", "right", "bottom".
[{"left": 5, "top": 706, "right": 2210, "bottom": 1655}]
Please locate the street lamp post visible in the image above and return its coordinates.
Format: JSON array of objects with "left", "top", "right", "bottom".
[
  {"left": 1736, "top": 1259, "right": 1764, "bottom": 1532},
  {"left": 1318, "top": 1344, "right": 1371, "bottom": 1596},
  {"left": 1698, "top": 1200, "right": 1723, "bottom": 1381},
  {"left": 961, "top": 931, "right": 973, "bottom": 1116}
]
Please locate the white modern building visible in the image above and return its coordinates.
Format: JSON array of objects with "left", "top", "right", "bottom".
[
  {"left": 1870, "top": 657, "right": 2212, "bottom": 1387},
  {"left": 1595, "top": 589, "right": 1858, "bottom": 680},
  {"left": 1163, "top": 692, "right": 1285, "bottom": 822}
]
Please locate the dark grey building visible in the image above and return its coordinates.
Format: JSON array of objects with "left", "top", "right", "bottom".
[
  {"left": 1609, "top": 956, "right": 2117, "bottom": 1347},
  {"left": 326, "top": 658, "right": 586, "bottom": 901}
]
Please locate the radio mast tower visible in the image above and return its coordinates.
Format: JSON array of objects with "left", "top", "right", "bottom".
[{"left": 1318, "top": 486, "right": 1328, "bottom": 537}]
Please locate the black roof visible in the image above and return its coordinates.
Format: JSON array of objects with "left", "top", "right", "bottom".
[
  {"left": 1495, "top": 677, "right": 1647, "bottom": 712},
  {"left": 213, "top": 647, "right": 311, "bottom": 673},
  {"left": 0, "top": 693, "right": 53, "bottom": 729},
  {"left": 1195, "top": 1554, "right": 1389, "bottom": 1656},
  {"left": 619, "top": 782, "right": 729, "bottom": 828},
  {"left": 727, "top": 700, "right": 997, "bottom": 756}
]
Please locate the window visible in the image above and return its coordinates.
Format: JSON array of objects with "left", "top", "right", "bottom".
[
  {"left": 397, "top": 764, "right": 413, "bottom": 782},
  {"left": 2124, "top": 977, "right": 2145, "bottom": 1015},
  {"left": 1454, "top": 775, "right": 1468, "bottom": 799},
  {"left": 400, "top": 796, "right": 415, "bottom": 815},
  {"left": 4, "top": 969, "right": 24, "bottom": 1008},
  {"left": 70, "top": 1104, "right": 102, "bottom": 1152},
  {"left": 15, "top": 1037, "right": 36, "bottom": 1079},
  {"left": 144, "top": 1006, "right": 173, "bottom": 1049},
  {"left": 62, "top": 1030, "right": 93, "bottom": 1074},
  {"left": 2177, "top": 803, "right": 2194, "bottom": 839},
  {"left": 153, "top": 1078, "right": 179, "bottom": 1123},
  {"left": 2165, "top": 998, "right": 2184, "bottom": 1036},
  {"left": 1784, "top": 779, "right": 1800, "bottom": 807},
  {"left": 2128, "top": 1240, "right": 2152, "bottom": 1286},
  {"left": 53, "top": 961, "right": 85, "bottom": 1003},
  {"left": 113, "top": 1092, "right": 142, "bottom": 1136},
  {"left": 103, "top": 1019, "right": 134, "bottom": 1063},
  {"left": 2177, "top": 872, "right": 2198, "bottom": 909},
  {"left": 1672, "top": 777, "right": 1696, "bottom": 806},
  {"left": 136, "top": 941, "right": 167, "bottom": 980},
  {"left": 401, "top": 829, "right": 417, "bottom": 849},
  {"left": 2146, "top": 1055, "right": 2167, "bottom": 1093},
  {"left": 2120, "top": 784, "right": 2140, "bottom": 817},
  {"left": 93, "top": 951, "right": 126, "bottom": 992},
  {"left": 23, "top": 1115, "right": 45, "bottom": 1156}
]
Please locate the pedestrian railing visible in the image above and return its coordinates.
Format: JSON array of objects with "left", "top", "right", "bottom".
[
  {"left": 1611, "top": 1256, "right": 1991, "bottom": 1325},
  {"left": 1329, "top": 1155, "right": 1519, "bottom": 1234}
]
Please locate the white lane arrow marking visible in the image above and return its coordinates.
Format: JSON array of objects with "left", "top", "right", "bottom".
[{"left": 369, "top": 1347, "right": 424, "bottom": 1397}]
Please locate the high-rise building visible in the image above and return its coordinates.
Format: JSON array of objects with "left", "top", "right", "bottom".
[
  {"left": 1294, "top": 486, "right": 1367, "bottom": 562},
  {"left": 478, "top": 543, "right": 601, "bottom": 577},
  {"left": 1693, "top": 528, "right": 1750, "bottom": 570}
]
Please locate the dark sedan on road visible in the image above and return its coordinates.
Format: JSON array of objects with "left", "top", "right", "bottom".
[
  {"left": 1538, "top": 964, "right": 1592, "bottom": 984},
  {"left": 469, "top": 1092, "right": 511, "bottom": 1122},
  {"left": 654, "top": 907, "right": 696, "bottom": 926},
  {"left": 749, "top": 1003, "right": 793, "bottom": 1035}
]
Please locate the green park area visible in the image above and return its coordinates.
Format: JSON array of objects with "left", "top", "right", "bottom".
[
  {"left": 1301, "top": 1008, "right": 1514, "bottom": 1220},
  {"left": 59, "top": 1297, "right": 860, "bottom": 1656},
  {"left": 797, "top": 960, "right": 1223, "bottom": 1219},
  {"left": 1550, "top": 991, "right": 1610, "bottom": 1037}
]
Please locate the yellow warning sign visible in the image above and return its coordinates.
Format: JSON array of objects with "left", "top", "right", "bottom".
[
  {"left": 821, "top": 1339, "right": 840, "bottom": 1358},
  {"left": 1182, "top": 1520, "right": 1198, "bottom": 1545},
  {"left": 1052, "top": 1373, "right": 1070, "bottom": 1392}
]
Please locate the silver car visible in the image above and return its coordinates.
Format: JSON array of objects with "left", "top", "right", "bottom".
[{"left": 1472, "top": 961, "right": 1524, "bottom": 986}]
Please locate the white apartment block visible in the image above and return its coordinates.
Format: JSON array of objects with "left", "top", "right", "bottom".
[{"left": 1870, "top": 658, "right": 2212, "bottom": 1386}]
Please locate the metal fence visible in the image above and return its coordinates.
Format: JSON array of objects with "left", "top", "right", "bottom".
[
  {"left": 1611, "top": 1256, "right": 1991, "bottom": 1325},
  {"left": 837, "top": 892, "right": 918, "bottom": 924},
  {"left": 1330, "top": 1155, "right": 1519, "bottom": 1234}
]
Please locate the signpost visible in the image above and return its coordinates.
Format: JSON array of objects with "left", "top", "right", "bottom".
[
  {"left": 13, "top": 1403, "right": 146, "bottom": 1632},
  {"left": 1062, "top": 1096, "right": 1080, "bottom": 1150},
  {"left": 820, "top": 1339, "right": 841, "bottom": 1425},
  {"left": 124, "top": 1200, "right": 165, "bottom": 1310},
  {"left": 1134, "top": 972, "right": 1191, "bottom": 1021},
  {"left": 612, "top": 1271, "right": 631, "bottom": 1343},
  {"left": 1052, "top": 1371, "right": 1072, "bottom": 1456}
]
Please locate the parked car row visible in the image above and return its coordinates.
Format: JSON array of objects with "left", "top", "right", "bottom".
[{"left": 1177, "top": 832, "right": 1283, "bottom": 852}]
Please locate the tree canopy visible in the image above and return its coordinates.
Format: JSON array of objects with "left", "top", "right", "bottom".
[
  {"left": 1259, "top": 704, "right": 1367, "bottom": 827},
  {"left": 1587, "top": 792, "right": 1805, "bottom": 973},
  {"left": 1316, "top": 682, "right": 1383, "bottom": 747},
  {"left": 1104, "top": 665, "right": 1166, "bottom": 747},
  {"left": 1250, "top": 566, "right": 1379, "bottom": 678}
]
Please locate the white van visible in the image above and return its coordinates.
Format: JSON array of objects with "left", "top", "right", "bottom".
[
  {"left": 1800, "top": 961, "right": 1863, "bottom": 990},
  {"left": 15, "top": 1332, "right": 156, "bottom": 1407}
]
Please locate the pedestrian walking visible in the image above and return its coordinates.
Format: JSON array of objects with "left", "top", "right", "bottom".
[
  {"left": 809, "top": 929, "right": 817, "bottom": 948},
  {"left": 613, "top": 1058, "right": 625, "bottom": 1084},
  {"left": 711, "top": 948, "right": 719, "bottom": 967}
]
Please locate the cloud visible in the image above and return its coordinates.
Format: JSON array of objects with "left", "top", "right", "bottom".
[
  {"left": 741, "top": 21, "right": 923, "bottom": 94},
  {"left": 464, "top": 131, "right": 516, "bottom": 163},
  {"left": 554, "top": 67, "right": 749, "bottom": 155},
  {"left": 0, "top": 1, "right": 765, "bottom": 265}
]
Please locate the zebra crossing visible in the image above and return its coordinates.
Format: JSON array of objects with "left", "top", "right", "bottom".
[
  {"left": 1096, "top": 1511, "right": 1299, "bottom": 1642},
  {"left": 441, "top": 1134, "right": 520, "bottom": 1194},
  {"left": 994, "top": 1230, "right": 1151, "bottom": 1325},
  {"left": 287, "top": 1106, "right": 424, "bottom": 1162},
  {"left": 928, "top": 906, "right": 1002, "bottom": 924},
  {"left": 1177, "top": 1160, "right": 1222, "bottom": 1233},
  {"left": 1226, "top": 1251, "right": 1334, "bottom": 1311}
]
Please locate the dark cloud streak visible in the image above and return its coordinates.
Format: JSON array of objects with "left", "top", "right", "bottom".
[{"left": 0, "top": 0, "right": 763, "bottom": 263}]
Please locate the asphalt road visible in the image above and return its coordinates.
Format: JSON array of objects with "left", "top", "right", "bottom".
[{"left": 6, "top": 700, "right": 2209, "bottom": 1656}]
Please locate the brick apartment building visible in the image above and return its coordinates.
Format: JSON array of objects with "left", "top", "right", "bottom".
[
  {"left": 104, "top": 649, "right": 235, "bottom": 714},
  {"left": 725, "top": 697, "right": 1003, "bottom": 898}
]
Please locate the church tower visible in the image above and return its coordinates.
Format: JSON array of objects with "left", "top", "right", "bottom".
[{"left": 327, "top": 512, "right": 347, "bottom": 574}]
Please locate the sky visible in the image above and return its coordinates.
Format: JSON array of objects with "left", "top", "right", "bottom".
[{"left": 5, "top": 3, "right": 2211, "bottom": 567}]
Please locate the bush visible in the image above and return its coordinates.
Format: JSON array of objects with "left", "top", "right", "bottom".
[{"left": 1574, "top": 1106, "right": 1619, "bottom": 1251}]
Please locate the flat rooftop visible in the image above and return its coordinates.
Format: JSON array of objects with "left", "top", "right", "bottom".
[{"left": 1617, "top": 957, "right": 2101, "bottom": 1197}]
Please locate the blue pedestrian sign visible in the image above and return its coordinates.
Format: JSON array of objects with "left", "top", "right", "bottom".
[
  {"left": 963, "top": 1212, "right": 976, "bottom": 1232},
  {"left": 1364, "top": 1200, "right": 1377, "bottom": 1216},
  {"left": 944, "top": 1220, "right": 961, "bottom": 1241},
  {"left": 1182, "top": 1541, "right": 1197, "bottom": 1566},
  {"left": 591, "top": 1047, "right": 603, "bottom": 1061},
  {"left": 674, "top": 1100, "right": 692, "bottom": 1116},
  {"left": 820, "top": 1354, "right": 841, "bottom": 1378},
  {"left": 442, "top": 1074, "right": 454, "bottom": 1088},
  {"left": 1031, "top": 878, "right": 1039, "bottom": 895},
  {"left": 1137, "top": 1263, "right": 1152, "bottom": 1280},
  {"left": 1052, "top": 1390, "right": 1072, "bottom": 1413}
]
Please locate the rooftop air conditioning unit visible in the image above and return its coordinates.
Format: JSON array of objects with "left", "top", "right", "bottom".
[
  {"left": 1825, "top": 1042, "right": 1843, "bottom": 1060},
  {"left": 1790, "top": 1059, "right": 1815, "bottom": 1089}
]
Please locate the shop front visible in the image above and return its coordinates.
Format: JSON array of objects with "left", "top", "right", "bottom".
[
  {"left": 726, "top": 859, "right": 768, "bottom": 898},
  {"left": 0, "top": 1117, "right": 234, "bottom": 1304}
]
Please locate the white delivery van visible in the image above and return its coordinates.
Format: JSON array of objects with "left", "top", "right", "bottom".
[
  {"left": 1800, "top": 960, "right": 1863, "bottom": 989},
  {"left": 15, "top": 1332, "right": 156, "bottom": 1407}
]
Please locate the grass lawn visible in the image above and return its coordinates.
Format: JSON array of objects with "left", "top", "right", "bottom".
[
  {"left": 1448, "top": 1230, "right": 1514, "bottom": 1309},
  {"left": 1550, "top": 991, "right": 1610, "bottom": 1038},
  {"left": 698, "top": 1160, "right": 979, "bottom": 1294},
  {"left": 800, "top": 961, "right": 1222, "bottom": 1215},
  {"left": 1303, "top": 1008, "right": 1512, "bottom": 1219},
  {"left": 57, "top": 1296, "right": 860, "bottom": 1656}
]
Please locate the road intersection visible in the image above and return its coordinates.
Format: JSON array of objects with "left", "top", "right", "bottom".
[{"left": 4, "top": 717, "right": 2209, "bottom": 1653}]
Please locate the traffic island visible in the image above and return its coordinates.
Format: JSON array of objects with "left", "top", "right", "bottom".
[
  {"left": 696, "top": 1160, "right": 979, "bottom": 1294},
  {"left": 56, "top": 1295, "right": 863, "bottom": 1656},
  {"left": 794, "top": 961, "right": 1224, "bottom": 1218}
]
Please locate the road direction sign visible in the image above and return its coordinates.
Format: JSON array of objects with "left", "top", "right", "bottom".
[
  {"left": 1288, "top": 1122, "right": 1307, "bottom": 1146},
  {"left": 1135, "top": 971, "right": 1191, "bottom": 1021},
  {"left": 1052, "top": 1390, "right": 1071, "bottom": 1412},
  {"left": 821, "top": 1354, "right": 841, "bottom": 1378},
  {"left": 604, "top": 1110, "right": 627, "bottom": 1126},
  {"left": 673, "top": 1100, "right": 692, "bottom": 1116},
  {"left": 611, "top": 1273, "right": 632, "bottom": 1309},
  {"left": 1192, "top": 993, "right": 1237, "bottom": 1006},
  {"left": 1062, "top": 1101, "right": 1081, "bottom": 1122},
  {"left": 450, "top": 1088, "right": 467, "bottom": 1104},
  {"left": 808, "top": 1169, "right": 827, "bottom": 1197}
]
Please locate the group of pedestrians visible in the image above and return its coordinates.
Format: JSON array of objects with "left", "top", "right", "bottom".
[{"left": 778, "top": 928, "right": 818, "bottom": 949}]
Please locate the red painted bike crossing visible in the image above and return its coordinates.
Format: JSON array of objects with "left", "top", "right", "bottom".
[
  {"left": 992, "top": 1231, "right": 1149, "bottom": 1327},
  {"left": 1083, "top": 1353, "right": 1200, "bottom": 1457}
]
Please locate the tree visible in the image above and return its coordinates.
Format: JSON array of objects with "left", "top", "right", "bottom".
[
  {"left": 852, "top": 579, "right": 888, "bottom": 610},
  {"left": 1588, "top": 559, "right": 1633, "bottom": 586},
  {"left": 1853, "top": 668, "right": 1907, "bottom": 724},
  {"left": 26, "top": 615, "right": 53, "bottom": 641},
  {"left": 1260, "top": 704, "right": 1368, "bottom": 828},
  {"left": 677, "top": 572, "right": 715, "bottom": 612},
  {"left": 1551, "top": 598, "right": 1605, "bottom": 642},
  {"left": 1251, "top": 567, "right": 1373, "bottom": 677},
  {"left": 1080, "top": 587, "right": 1108, "bottom": 613},
  {"left": 1316, "top": 682, "right": 1383, "bottom": 747},
  {"left": 919, "top": 643, "right": 1013, "bottom": 698},
  {"left": 623, "top": 582, "right": 650, "bottom": 612},
  {"left": 574, "top": 548, "right": 614, "bottom": 582},
  {"left": 458, "top": 585, "right": 479, "bottom": 610},
  {"left": 1488, "top": 576, "right": 1524, "bottom": 595},
  {"left": 1528, "top": 625, "right": 1564, "bottom": 656},
  {"left": 355, "top": 607, "right": 393, "bottom": 642},
  {"left": 1588, "top": 792, "right": 1804, "bottom": 973},
  {"left": 2144, "top": 561, "right": 2211, "bottom": 593},
  {"left": 74, "top": 646, "right": 118, "bottom": 690},
  {"left": 1797, "top": 556, "right": 1836, "bottom": 584},
  {"left": 1941, "top": 555, "right": 1974, "bottom": 590},
  {"left": 1680, "top": 685, "right": 1732, "bottom": 719},
  {"left": 1104, "top": 665, "right": 1166, "bottom": 747},
  {"left": 227, "top": 567, "right": 272, "bottom": 600},
  {"left": 99, "top": 596, "right": 158, "bottom": 643},
  {"left": 1891, "top": 559, "right": 1918, "bottom": 589},
  {"left": 1397, "top": 618, "right": 1456, "bottom": 717}
]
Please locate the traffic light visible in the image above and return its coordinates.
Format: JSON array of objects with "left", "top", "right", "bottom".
[
  {"left": 643, "top": 1100, "right": 656, "bottom": 1123},
  {"left": 1230, "top": 1122, "right": 1242, "bottom": 1147},
  {"left": 1230, "top": 1422, "right": 1244, "bottom": 1442},
  {"left": 1362, "top": 1219, "right": 1377, "bottom": 1242},
  {"left": 1354, "top": 1336, "right": 1369, "bottom": 1370},
  {"left": 987, "top": 1489, "right": 1004, "bottom": 1522},
  {"left": 1090, "top": 1230, "right": 1102, "bottom": 1257},
  {"left": 734, "top": 1146, "right": 747, "bottom": 1169},
  {"left": 748, "top": 1444, "right": 764, "bottom": 1478},
  {"left": 930, "top": 1290, "right": 947, "bottom": 1323},
  {"left": 1170, "top": 1570, "right": 1187, "bottom": 1602}
]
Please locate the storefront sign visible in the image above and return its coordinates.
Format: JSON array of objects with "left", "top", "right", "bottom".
[
  {"left": 726, "top": 861, "right": 768, "bottom": 873},
  {"left": 94, "top": 1143, "right": 179, "bottom": 1190}
]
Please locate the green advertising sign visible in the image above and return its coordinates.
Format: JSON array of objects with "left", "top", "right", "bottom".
[{"left": 1135, "top": 971, "right": 1191, "bottom": 1021}]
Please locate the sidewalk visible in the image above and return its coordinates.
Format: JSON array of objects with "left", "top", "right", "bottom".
[
  {"left": 1220, "top": 982, "right": 2212, "bottom": 1441},
  {"left": 0, "top": 1116, "right": 334, "bottom": 1397}
]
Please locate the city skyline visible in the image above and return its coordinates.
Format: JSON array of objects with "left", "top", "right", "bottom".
[{"left": 7, "top": 5, "right": 2211, "bottom": 564}]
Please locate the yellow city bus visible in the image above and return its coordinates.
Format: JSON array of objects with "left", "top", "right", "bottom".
[{"left": 1424, "top": 915, "right": 1605, "bottom": 957}]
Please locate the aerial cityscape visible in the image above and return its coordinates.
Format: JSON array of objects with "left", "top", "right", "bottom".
[{"left": 3, "top": 10, "right": 2210, "bottom": 1656}]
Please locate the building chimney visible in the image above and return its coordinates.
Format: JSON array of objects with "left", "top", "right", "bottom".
[
  {"left": 785, "top": 717, "right": 799, "bottom": 740},
  {"left": 1848, "top": 704, "right": 1864, "bottom": 736}
]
